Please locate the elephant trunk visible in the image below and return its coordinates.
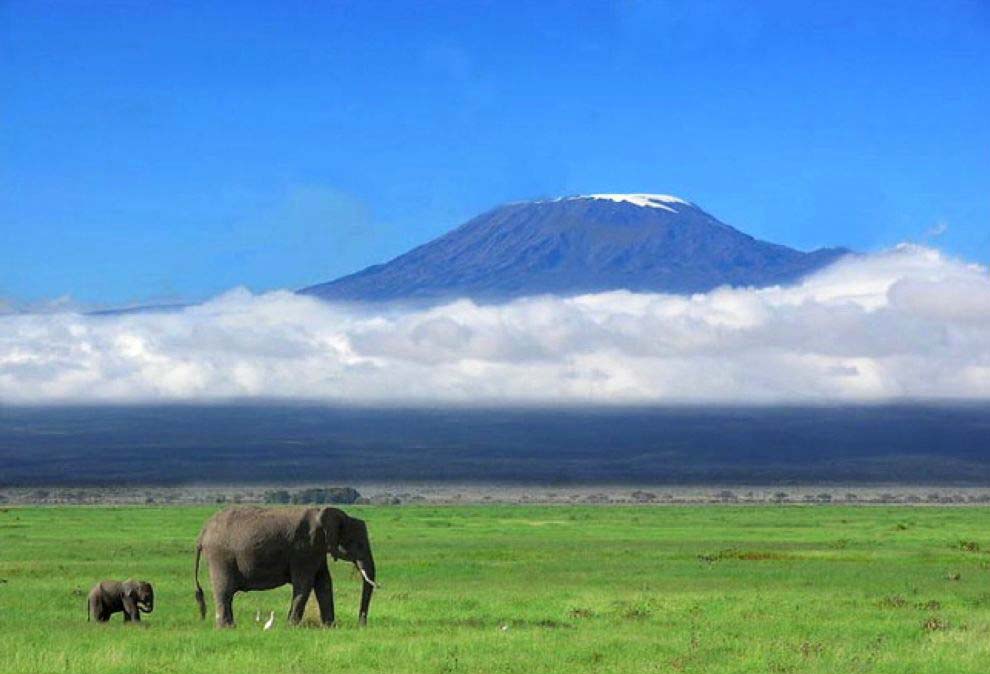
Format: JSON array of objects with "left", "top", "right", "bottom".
[{"left": 357, "top": 555, "right": 375, "bottom": 626}]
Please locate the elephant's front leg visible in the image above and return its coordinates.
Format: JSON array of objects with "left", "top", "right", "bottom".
[
  {"left": 121, "top": 595, "right": 141, "bottom": 623},
  {"left": 313, "top": 560, "right": 335, "bottom": 627},
  {"left": 288, "top": 574, "right": 314, "bottom": 625}
]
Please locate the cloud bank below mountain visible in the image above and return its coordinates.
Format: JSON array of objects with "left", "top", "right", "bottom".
[{"left": 2, "top": 245, "right": 989, "bottom": 404}]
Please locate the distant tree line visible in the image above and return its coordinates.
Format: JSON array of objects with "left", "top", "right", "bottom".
[{"left": 263, "top": 487, "right": 361, "bottom": 505}]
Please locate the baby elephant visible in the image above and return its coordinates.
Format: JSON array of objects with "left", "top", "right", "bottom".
[{"left": 87, "top": 579, "right": 155, "bottom": 623}]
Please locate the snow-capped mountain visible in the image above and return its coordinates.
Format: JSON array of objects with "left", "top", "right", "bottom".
[{"left": 300, "top": 194, "right": 848, "bottom": 302}]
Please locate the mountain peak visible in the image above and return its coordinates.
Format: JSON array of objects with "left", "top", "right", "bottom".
[
  {"left": 300, "top": 195, "right": 848, "bottom": 303},
  {"left": 564, "top": 193, "right": 693, "bottom": 212}
]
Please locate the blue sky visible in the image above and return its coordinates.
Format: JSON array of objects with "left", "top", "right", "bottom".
[{"left": 2, "top": 1, "right": 988, "bottom": 306}]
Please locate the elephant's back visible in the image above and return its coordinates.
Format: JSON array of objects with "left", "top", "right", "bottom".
[
  {"left": 94, "top": 579, "right": 120, "bottom": 595},
  {"left": 199, "top": 506, "right": 307, "bottom": 550}
]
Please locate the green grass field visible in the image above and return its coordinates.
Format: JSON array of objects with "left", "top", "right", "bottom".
[{"left": 2, "top": 505, "right": 990, "bottom": 673}]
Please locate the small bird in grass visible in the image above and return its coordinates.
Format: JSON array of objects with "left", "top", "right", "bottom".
[
  {"left": 263, "top": 611, "right": 275, "bottom": 631},
  {"left": 255, "top": 609, "right": 261, "bottom": 623}
]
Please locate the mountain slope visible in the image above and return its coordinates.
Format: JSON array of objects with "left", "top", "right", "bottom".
[{"left": 300, "top": 194, "right": 848, "bottom": 302}]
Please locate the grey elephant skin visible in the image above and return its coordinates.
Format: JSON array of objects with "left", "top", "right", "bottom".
[
  {"left": 194, "top": 506, "right": 377, "bottom": 628},
  {"left": 87, "top": 579, "right": 155, "bottom": 623}
]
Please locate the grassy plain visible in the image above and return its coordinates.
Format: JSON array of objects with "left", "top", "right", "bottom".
[{"left": 2, "top": 505, "right": 990, "bottom": 673}]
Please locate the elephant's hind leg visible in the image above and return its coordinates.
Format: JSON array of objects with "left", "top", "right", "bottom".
[
  {"left": 89, "top": 596, "right": 109, "bottom": 623},
  {"left": 213, "top": 587, "right": 235, "bottom": 627},
  {"left": 209, "top": 561, "right": 236, "bottom": 628},
  {"left": 313, "top": 560, "right": 335, "bottom": 626}
]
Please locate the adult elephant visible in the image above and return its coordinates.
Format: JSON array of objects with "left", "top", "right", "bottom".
[{"left": 194, "top": 506, "right": 377, "bottom": 628}]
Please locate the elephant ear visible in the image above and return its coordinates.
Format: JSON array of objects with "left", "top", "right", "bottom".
[
  {"left": 316, "top": 507, "right": 347, "bottom": 554},
  {"left": 121, "top": 583, "right": 138, "bottom": 614}
]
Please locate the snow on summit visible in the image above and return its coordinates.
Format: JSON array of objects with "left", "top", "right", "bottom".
[{"left": 570, "top": 193, "right": 692, "bottom": 212}]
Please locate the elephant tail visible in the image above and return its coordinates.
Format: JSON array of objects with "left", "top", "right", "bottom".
[{"left": 194, "top": 543, "right": 206, "bottom": 620}]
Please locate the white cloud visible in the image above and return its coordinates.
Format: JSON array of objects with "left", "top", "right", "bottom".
[
  {"left": 926, "top": 220, "right": 949, "bottom": 239},
  {"left": 1, "top": 245, "right": 989, "bottom": 404}
]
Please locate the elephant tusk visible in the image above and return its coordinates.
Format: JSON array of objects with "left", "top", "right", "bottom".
[{"left": 355, "top": 563, "right": 379, "bottom": 589}]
